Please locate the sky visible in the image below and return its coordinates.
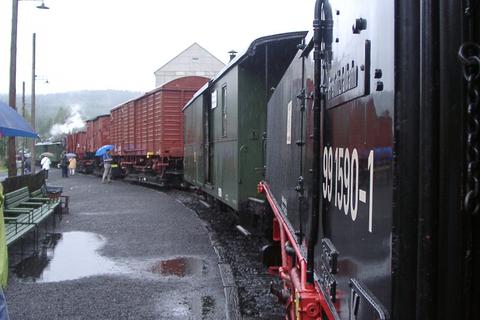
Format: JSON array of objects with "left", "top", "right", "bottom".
[{"left": 0, "top": 0, "right": 315, "bottom": 95}]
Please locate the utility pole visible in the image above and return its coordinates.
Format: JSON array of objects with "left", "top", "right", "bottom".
[
  {"left": 7, "top": 2, "right": 49, "bottom": 176},
  {"left": 31, "top": 33, "right": 36, "bottom": 174},
  {"left": 7, "top": 0, "right": 19, "bottom": 177}
]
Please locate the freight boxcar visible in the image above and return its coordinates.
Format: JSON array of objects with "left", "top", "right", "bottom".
[
  {"left": 66, "top": 131, "right": 96, "bottom": 173},
  {"left": 110, "top": 76, "right": 209, "bottom": 186},
  {"left": 84, "top": 119, "right": 93, "bottom": 154},
  {"left": 92, "top": 114, "right": 111, "bottom": 152},
  {"left": 82, "top": 115, "right": 112, "bottom": 175},
  {"left": 65, "top": 131, "right": 86, "bottom": 156},
  {"left": 65, "top": 133, "right": 76, "bottom": 155},
  {"left": 84, "top": 114, "right": 111, "bottom": 153},
  {"left": 91, "top": 114, "right": 113, "bottom": 175},
  {"left": 183, "top": 32, "right": 307, "bottom": 212}
]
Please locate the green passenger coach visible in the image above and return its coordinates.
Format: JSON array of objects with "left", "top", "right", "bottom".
[{"left": 183, "top": 32, "right": 306, "bottom": 212}]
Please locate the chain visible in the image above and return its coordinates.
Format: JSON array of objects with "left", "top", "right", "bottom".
[{"left": 459, "top": 42, "right": 480, "bottom": 216}]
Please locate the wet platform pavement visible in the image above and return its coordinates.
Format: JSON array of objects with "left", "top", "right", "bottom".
[{"left": 5, "top": 169, "right": 226, "bottom": 319}]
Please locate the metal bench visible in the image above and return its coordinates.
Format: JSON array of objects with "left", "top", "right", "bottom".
[
  {"left": 3, "top": 187, "right": 37, "bottom": 246},
  {"left": 4, "top": 187, "right": 42, "bottom": 220},
  {"left": 30, "top": 187, "right": 62, "bottom": 214},
  {"left": 3, "top": 186, "right": 58, "bottom": 246},
  {"left": 4, "top": 214, "right": 35, "bottom": 247}
]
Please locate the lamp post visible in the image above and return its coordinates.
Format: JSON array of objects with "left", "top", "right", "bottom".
[
  {"left": 7, "top": 0, "right": 49, "bottom": 177},
  {"left": 30, "top": 35, "right": 50, "bottom": 174},
  {"left": 21, "top": 81, "right": 26, "bottom": 176}
]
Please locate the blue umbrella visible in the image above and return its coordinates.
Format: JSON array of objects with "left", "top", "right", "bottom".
[
  {"left": 0, "top": 101, "right": 38, "bottom": 138},
  {"left": 95, "top": 144, "right": 114, "bottom": 156}
]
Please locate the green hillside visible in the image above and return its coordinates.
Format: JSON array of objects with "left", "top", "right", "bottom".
[{"left": 0, "top": 90, "right": 142, "bottom": 139}]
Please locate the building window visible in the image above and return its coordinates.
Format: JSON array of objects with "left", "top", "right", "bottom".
[{"left": 221, "top": 85, "right": 227, "bottom": 137}]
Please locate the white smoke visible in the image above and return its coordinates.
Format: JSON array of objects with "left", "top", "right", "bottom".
[{"left": 50, "top": 104, "right": 85, "bottom": 136}]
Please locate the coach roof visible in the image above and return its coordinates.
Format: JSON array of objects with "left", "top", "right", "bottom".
[{"left": 182, "top": 31, "right": 307, "bottom": 111}]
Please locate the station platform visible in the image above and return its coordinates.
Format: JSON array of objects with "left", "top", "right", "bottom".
[{"left": 5, "top": 168, "right": 227, "bottom": 319}]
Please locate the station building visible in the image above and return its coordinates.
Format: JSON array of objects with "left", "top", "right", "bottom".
[{"left": 154, "top": 43, "right": 225, "bottom": 87}]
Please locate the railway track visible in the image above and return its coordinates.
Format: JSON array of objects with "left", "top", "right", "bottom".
[{"left": 167, "top": 189, "right": 284, "bottom": 319}]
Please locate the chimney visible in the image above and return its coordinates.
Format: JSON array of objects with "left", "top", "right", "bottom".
[{"left": 228, "top": 50, "right": 238, "bottom": 61}]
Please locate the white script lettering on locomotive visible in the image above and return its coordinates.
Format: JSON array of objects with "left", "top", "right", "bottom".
[{"left": 323, "top": 147, "right": 375, "bottom": 232}]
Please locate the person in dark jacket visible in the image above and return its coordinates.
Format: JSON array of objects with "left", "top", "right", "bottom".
[
  {"left": 61, "top": 153, "right": 69, "bottom": 178},
  {"left": 23, "top": 157, "right": 31, "bottom": 174}
]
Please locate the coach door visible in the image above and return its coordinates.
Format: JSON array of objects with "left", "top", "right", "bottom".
[{"left": 203, "top": 89, "right": 215, "bottom": 184}]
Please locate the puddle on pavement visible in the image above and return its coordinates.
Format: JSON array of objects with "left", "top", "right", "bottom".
[
  {"left": 14, "top": 231, "right": 125, "bottom": 283},
  {"left": 150, "top": 257, "right": 204, "bottom": 277},
  {"left": 14, "top": 233, "right": 208, "bottom": 283}
]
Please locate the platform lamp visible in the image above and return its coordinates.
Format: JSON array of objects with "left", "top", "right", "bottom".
[{"left": 7, "top": 0, "right": 49, "bottom": 177}]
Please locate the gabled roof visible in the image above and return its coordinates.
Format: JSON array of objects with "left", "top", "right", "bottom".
[{"left": 154, "top": 42, "right": 225, "bottom": 74}]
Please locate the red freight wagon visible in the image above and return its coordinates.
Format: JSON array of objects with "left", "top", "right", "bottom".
[
  {"left": 85, "top": 115, "right": 110, "bottom": 154},
  {"left": 134, "top": 96, "right": 145, "bottom": 154},
  {"left": 109, "top": 76, "right": 208, "bottom": 184},
  {"left": 110, "top": 107, "right": 119, "bottom": 154},
  {"left": 111, "top": 76, "right": 207, "bottom": 157},
  {"left": 92, "top": 115, "right": 111, "bottom": 151},
  {"left": 66, "top": 133, "right": 75, "bottom": 154},
  {"left": 66, "top": 131, "right": 86, "bottom": 156},
  {"left": 85, "top": 120, "right": 94, "bottom": 153},
  {"left": 110, "top": 100, "right": 135, "bottom": 156},
  {"left": 64, "top": 130, "right": 95, "bottom": 173},
  {"left": 75, "top": 131, "right": 87, "bottom": 156},
  {"left": 151, "top": 76, "right": 206, "bottom": 158}
]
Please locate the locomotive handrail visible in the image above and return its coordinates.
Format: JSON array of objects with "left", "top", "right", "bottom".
[
  {"left": 259, "top": 181, "right": 337, "bottom": 319},
  {"left": 308, "top": 0, "right": 333, "bottom": 284},
  {"left": 260, "top": 181, "right": 308, "bottom": 286}
]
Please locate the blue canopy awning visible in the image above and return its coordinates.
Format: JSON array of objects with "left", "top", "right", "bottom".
[{"left": 0, "top": 100, "right": 38, "bottom": 138}]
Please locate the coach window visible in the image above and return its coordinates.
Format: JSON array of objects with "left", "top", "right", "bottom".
[
  {"left": 221, "top": 85, "right": 227, "bottom": 137},
  {"left": 211, "top": 90, "right": 217, "bottom": 109}
]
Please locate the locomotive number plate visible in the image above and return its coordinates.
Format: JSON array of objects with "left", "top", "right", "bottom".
[{"left": 322, "top": 147, "right": 375, "bottom": 232}]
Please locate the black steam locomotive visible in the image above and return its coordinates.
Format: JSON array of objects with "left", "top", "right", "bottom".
[{"left": 256, "top": 0, "right": 479, "bottom": 319}]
